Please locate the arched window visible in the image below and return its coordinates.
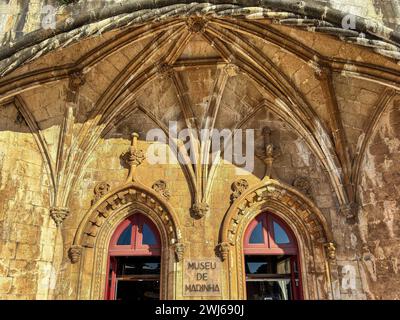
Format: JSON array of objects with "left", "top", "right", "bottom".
[
  {"left": 106, "top": 214, "right": 161, "bottom": 300},
  {"left": 244, "top": 212, "right": 303, "bottom": 300}
]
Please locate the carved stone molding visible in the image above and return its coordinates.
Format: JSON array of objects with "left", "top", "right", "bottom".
[
  {"left": 190, "top": 202, "right": 209, "bottom": 219},
  {"left": 230, "top": 179, "right": 249, "bottom": 203},
  {"left": 92, "top": 182, "right": 111, "bottom": 205},
  {"left": 68, "top": 245, "right": 83, "bottom": 264},
  {"left": 152, "top": 180, "right": 171, "bottom": 200},
  {"left": 50, "top": 207, "right": 70, "bottom": 227},
  {"left": 173, "top": 242, "right": 185, "bottom": 262},
  {"left": 75, "top": 184, "right": 181, "bottom": 248},
  {"left": 324, "top": 242, "right": 336, "bottom": 261},
  {"left": 216, "top": 242, "right": 230, "bottom": 261},
  {"left": 293, "top": 177, "right": 313, "bottom": 199}
]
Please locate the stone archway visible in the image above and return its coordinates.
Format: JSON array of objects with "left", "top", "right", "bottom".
[
  {"left": 70, "top": 182, "right": 183, "bottom": 300},
  {"left": 217, "top": 178, "right": 337, "bottom": 300}
]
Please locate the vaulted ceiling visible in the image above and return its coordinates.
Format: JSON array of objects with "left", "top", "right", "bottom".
[{"left": 0, "top": 13, "right": 399, "bottom": 218}]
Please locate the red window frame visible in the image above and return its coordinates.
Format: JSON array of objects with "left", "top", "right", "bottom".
[
  {"left": 244, "top": 213, "right": 297, "bottom": 255},
  {"left": 243, "top": 212, "right": 303, "bottom": 300},
  {"left": 105, "top": 213, "right": 161, "bottom": 300}
]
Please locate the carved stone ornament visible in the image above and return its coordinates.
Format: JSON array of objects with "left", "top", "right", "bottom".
[
  {"left": 126, "top": 147, "right": 145, "bottom": 167},
  {"left": 50, "top": 207, "right": 70, "bottom": 227},
  {"left": 68, "top": 245, "right": 83, "bottom": 264},
  {"left": 157, "top": 62, "right": 174, "bottom": 79},
  {"left": 173, "top": 242, "right": 185, "bottom": 262},
  {"left": 324, "top": 242, "right": 336, "bottom": 260},
  {"left": 230, "top": 179, "right": 249, "bottom": 203},
  {"left": 224, "top": 63, "right": 239, "bottom": 77},
  {"left": 186, "top": 17, "right": 207, "bottom": 33},
  {"left": 92, "top": 182, "right": 110, "bottom": 204},
  {"left": 152, "top": 180, "right": 171, "bottom": 200},
  {"left": 216, "top": 242, "right": 230, "bottom": 261},
  {"left": 293, "top": 177, "right": 313, "bottom": 199},
  {"left": 191, "top": 202, "right": 209, "bottom": 219}
]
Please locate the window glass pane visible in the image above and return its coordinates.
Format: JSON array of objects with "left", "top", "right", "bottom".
[
  {"left": 116, "top": 256, "right": 161, "bottom": 276},
  {"left": 117, "top": 225, "right": 132, "bottom": 245},
  {"left": 245, "top": 255, "right": 291, "bottom": 275},
  {"left": 142, "top": 223, "right": 158, "bottom": 245},
  {"left": 249, "top": 221, "right": 264, "bottom": 244},
  {"left": 273, "top": 221, "right": 290, "bottom": 244}
]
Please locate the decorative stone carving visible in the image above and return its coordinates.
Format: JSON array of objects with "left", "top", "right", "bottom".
[
  {"left": 224, "top": 63, "right": 239, "bottom": 77},
  {"left": 361, "top": 245, "right": 377, "bottom": 282},
  {"left": 152, "top": 180, "right": 171, "bottom": 200},
  {"left": 230, "top": 179, "right": 249, "bottom": 203},
  {"left": 186, "top": 17, "right": 207, "bottom": 33},
  {"left": 293, "top": 177, "right": 313, "bottom": 199},
  {"left": 67, "top": 71, "right": 86, "bottom": 102},
  {"left": 68, "top": 245, "right": 82, "bottom": 264},
  {"left": 50, "top": 207, "right": 70, "bottom": 227},
  {"left": 261, "top": 127, "right": 280, "bottom": 178},
  {"left": 339, "top": 202, "right": 358, "bottom": 221},
  {"left": 157, "top": 62, "right": 174, "bottom": 79},
  {"left": 216, "top": 242, "right": 230, "bottom": 261},
  {"left": 173, "top": 242, "right": 185, "bottom": 262},
  {"left": 122, "top": 133, "right": 145, "bottom": 182},
  {"left": 191, "top": 202, "right": 209, "bottom": 219},
  {"left": 324, "top": 242, "right": 336, "bottom": 260},
  {"left": 92, "top": 182, "right": 110, "bottom": 205}
]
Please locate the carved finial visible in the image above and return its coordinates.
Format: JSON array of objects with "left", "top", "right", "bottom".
[
  {"left": 123, "top": 133, "right": 145, "bottom": 182},
  {"left": 50, "top": 207, "right": 70, "bottom": 227},
  {"left": 152, "top": 180, "right": 171, "bottom": 200},
  {"left": 173, "top": 242, "right": 185, "bottom": 262},
  {"left": 293, "top": 177, "right": 313, "bottom": 199},
  {"left": 216, "top": 242, "right": 230, "bottom": 261},
  {"left": 92, "top": 182, "right": 110, "bottom": 205},
  {"left": 186, "top": 17, "right": 207, "bottom": 33},
  {"left": 230, "top": 179, "right": 249, "bottom": 203},
  {"left": 68, "top": 245, "right": 82, "bottom": 264},
  {"left": 261, "top": 127, "right": 277, "bottom": 178},
  {"left": 191, "top": 202, "right": 209, "bottom": 219},
  {"left": 324, "top": 242, "right": 336, "bottom": 261}
]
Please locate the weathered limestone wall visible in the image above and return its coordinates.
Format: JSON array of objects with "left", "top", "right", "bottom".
[{"left": 0, "top": 100, "right": 58, "bottom": 300}]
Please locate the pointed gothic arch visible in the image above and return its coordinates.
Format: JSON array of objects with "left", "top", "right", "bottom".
[
  {"left": 218, "top": 178, "right": 337, "bottom": 300},
  {"left": 70, "top": 182, "right": 183, "bottom": 300}
]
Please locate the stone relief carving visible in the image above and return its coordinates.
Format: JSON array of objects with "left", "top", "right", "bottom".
[
  {"left": 216, "top": 242, "right": 230, "bottom": 261},
  {"left": 92, "top": 182, "right": 111, "bottom": 205},
  {"left": 186, "top": 17, "right": 208, "bottom": 33},
  {"left": 68, "top": 245, "right": 83, "bottom": 264},
  {"left": 121, "top": 133, "right": 145, "bottom": 182},
  {"left": 324, "top": 242, "right": 336, "bottom": 260},
  {"left": 152, "top": 180, "right": 171, "bottom": 200},
  {"left": 293, "top": 177, "right": 313, "bottom": 199},
  {"left": 191, "top": 202, "right": 209, "bottom": 219},
  {"left": 50, "top": 207, "right": 70, "bottom": 227},
  {"left": 230, "top": 179, "right": 249, "bottom": 203}
]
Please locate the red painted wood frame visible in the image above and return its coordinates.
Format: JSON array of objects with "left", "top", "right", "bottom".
[
  {"left": 244, "top": 212, "right": 303, "bottom": 300},
  {"left": 105, "top": 213, "right": 161, "bottom": 300}
]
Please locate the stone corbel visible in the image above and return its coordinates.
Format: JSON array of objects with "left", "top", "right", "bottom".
[
  {"left": 50, "top": 207, "right": 70, "bottom": 227},
  {"left": 66, "top": 70, "right": 86, "bottom": 103},
  {"left": 173, "top": 242, "right": 185, "bottom": 262},
  {"left": 216, "top": 242, "right": 230, "bottom": 261},
  {"left": 190, "top": 201, "right": 209, "bottom": 219},
  {"left": 68, "top": 245, "right": 83, "bottom": 264}
]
